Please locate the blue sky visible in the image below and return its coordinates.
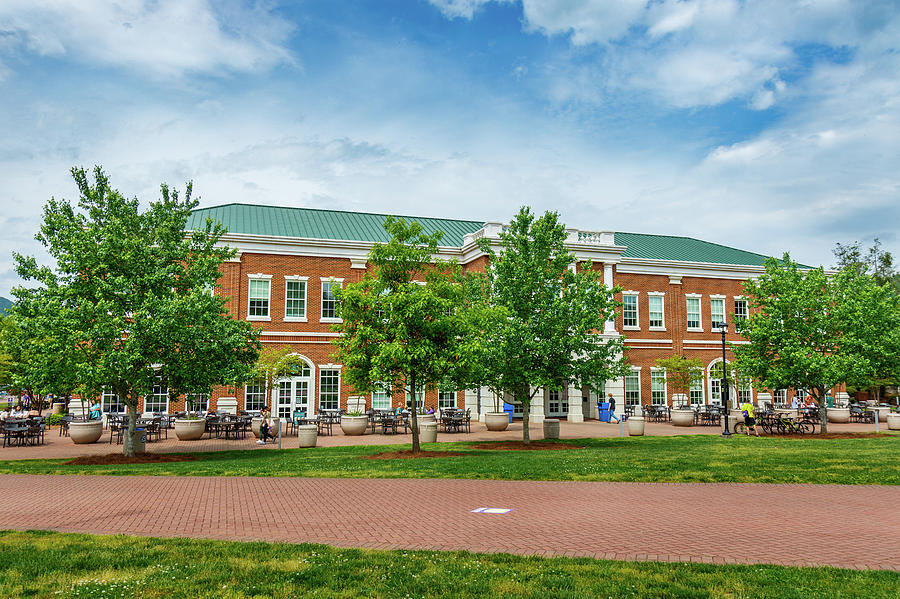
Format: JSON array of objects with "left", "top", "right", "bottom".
[{"left": 1, "top": 0, "right": 898, "bottom": 297}]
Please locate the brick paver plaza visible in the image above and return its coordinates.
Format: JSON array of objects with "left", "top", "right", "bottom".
[{"left": 2, "top": 473, "right": 898, "bottom": 571}]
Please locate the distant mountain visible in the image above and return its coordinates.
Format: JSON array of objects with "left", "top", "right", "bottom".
[{"left": 0, "top": 297, "right": 12, "bottom": 315}]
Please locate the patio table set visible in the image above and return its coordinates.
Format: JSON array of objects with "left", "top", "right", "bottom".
[{"left": 1, "top": 416, "right": 47, "bottom": 447}]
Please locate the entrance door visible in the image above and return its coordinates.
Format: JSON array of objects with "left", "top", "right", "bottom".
[
  {"left": 276, "top": 376, "right": 311, "bottom": 419},
  {"left": 547, "top": 389, "right": 569, "bottom": 418}
]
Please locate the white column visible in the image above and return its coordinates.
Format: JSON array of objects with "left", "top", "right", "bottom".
[
  {"left": 603, "top": 262, "right": 617, "bottom": 334},
  {"left": 566, "top": 382, "right": 584, "bottom": 423},
  {"left": 465, "top": 388, "right": 483, "bottom": 421},
  {"left": 530, "top": 387, "right": 546, "bottom": 423}
]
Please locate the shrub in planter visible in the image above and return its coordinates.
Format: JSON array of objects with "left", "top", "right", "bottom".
[{"left": 340, "top": 411, "right": 368, "bottom": 436}]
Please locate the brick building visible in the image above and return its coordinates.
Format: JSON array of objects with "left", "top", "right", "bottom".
[{"left": 107, "top": 203, "right": 837, "bottom": 421}]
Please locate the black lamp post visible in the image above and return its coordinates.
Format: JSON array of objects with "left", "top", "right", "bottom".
[{"left": 716, "top": 321, "right": 732, "bottom": 437}]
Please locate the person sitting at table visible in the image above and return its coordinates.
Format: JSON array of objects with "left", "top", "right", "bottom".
[
  {"left": 88, "top": 399, "right": 102, "bottom": 420},
  {"left": 0, "top": 406, "right": 9, "bottom": 421},
  {"left": 10, "top": 404, "right": 25, "bottom": 418},
  {"left": 791, "top": 396, "right": 799, "bottom": 409},
  {"left": 804, "top": 396, "right": 817, "bottom": 408},
  {"left": 257, "top": 406, "right": 273, "bottom": 445},
  {"left": 205, "top": 407, "right": 217, "bottom": 418}
]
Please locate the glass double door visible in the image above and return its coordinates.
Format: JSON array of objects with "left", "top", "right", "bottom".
[{"left": 276, "top": 376, "right": 311, "bottom": 419}]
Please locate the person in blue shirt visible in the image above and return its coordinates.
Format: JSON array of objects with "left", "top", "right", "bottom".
[{"left": 88, "top": 399, "right": 102, "bottom": 420}]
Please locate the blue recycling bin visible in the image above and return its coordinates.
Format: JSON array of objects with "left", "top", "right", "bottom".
[
  {"left": 502, "top": 402, "right": 514, "bottom": 423},
  {"left": 598, "top": 402, "right": 611, "bottom": 422}
]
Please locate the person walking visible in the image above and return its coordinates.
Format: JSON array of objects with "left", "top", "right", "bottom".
[
  {"left": 258, "top": 406, "right": 272, "bottom": 444},
  {"left": 606, "top": 393, "right": 621, "bottom": 423},
  {"left": 740, "top": 399, "right": 760, "bottom": 436}
]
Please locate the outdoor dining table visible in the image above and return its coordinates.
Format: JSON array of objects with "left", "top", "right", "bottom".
[{"left": 2, "top": 422, "right": 29, "bottom": 447}]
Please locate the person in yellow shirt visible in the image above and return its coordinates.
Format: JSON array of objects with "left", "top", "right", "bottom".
[{"left": 740, "top": 400, "right": 760, "bottom": 436}]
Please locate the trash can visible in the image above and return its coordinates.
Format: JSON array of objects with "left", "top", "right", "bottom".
[
  {"left": 132, "top": 428, "right": 146, "bottom": 454},
  {"left": 597, "top": 402, "right": 611, "bottom": 422},
  {"left": 502, "top": 402, "right": 514, "bottom": 423}
]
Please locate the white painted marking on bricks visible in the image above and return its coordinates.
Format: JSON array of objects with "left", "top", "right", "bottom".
[{"left": 471, "top": 507, "right": 512, "bottom": 514}]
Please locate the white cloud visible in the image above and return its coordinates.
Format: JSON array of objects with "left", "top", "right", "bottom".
[
  {"left": 0, "top": 0, "right": 294, "bottom": 79},
  {"left": 428, "top": 0, "right": 509, "bottom": 20}
]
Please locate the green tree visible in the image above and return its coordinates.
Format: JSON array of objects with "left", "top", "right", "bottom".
[
  {"left": 331, "top": 216, "right": 474, "bottom": 452},
  {"left": 833, "top": 238, "right": 899, "bottom": 292},
  {"left": 470, "top": 207, "right": 628, "bottom": 443},
  {"left": 11, "top": 166, "right": 261, "bottom": 456},
  {"left": 249, "top": 347, "right": 313, "bottom": 415},
  {"left": 654, "top": 355, "right": 704, "bottom": 401}
]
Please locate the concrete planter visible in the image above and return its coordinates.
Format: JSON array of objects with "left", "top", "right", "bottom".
[
  {"left": 729, "top": 410, "right": 745, "bottom": 424},
  {"left": 340, "top": 415, "right": 368, "bottom": 436},
  {"left": 484, "top": 412, "right": 510, "bottom": 431},
  {"left": 297, "top": 424, "right": 318, "bottom": 447},
  {"left": 419, "top": 422, "right": 438, "bottom": 443},
  {"left": 627, "top": 416, "right": 645, "bottom": 436},
  {"left": 51, "top": 402, "right": 66, "bottom": 415},
  {"left": 886, "top": 413, "right": 900, "bottom": 431},
  {"left": 826, "top": 407, "right": 851, "bottom": 424},
  {"left": 252, "top": 417, "right": 279, "bottom": 438},
  {"left": 174, "top": 418, "right": 206, "bottom": 441},
  {"left": 69, "top": 420, "right": 103, "bottom": 444},
  {"left": 671, "top": 409, "right": 695, "bottom": 427},
  {"left": 543, "top": 418, "right": 560, "bottom": 439},
  {"left": 870, "top": 407, "right": 889, "bottom": 423}
]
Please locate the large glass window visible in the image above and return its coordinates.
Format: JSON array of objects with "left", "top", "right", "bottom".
[
  {"left": 773, "top": 389, "right": 786, "bottom": 404},
  {"left": 244, "top": 383, "right": 266, "bottom": 412},
  {"left": 690, "top": 377, "right": 704, "bottom": 405},
  {"left": 738, "top": 382, "right": 752, "bottom": 404},
  {"left": 650, "top": 370, "right": 666, "bottom": 404},
  {"left": 248, "top": 278, "right": 270, "bottom": 318},
  {"left": 548, "top": 389, "right": 566, "bottom": 414},
  {"left": 102, "top": 389, "right": 125, "bottom": 414},
  {"left": 285, "top": 279, "right": 307, "bottom": 319},
  {"left": 438, "top": 389, "right": 457, "bottom": 409},
  {"left": 648, "top": 294, "right": 664, "bottom": 328},
  {"left": 185, "top": 393, "right": 209, "bottom": 413},
  {"left": 686, "top": 297, "right": 701, "bottom": 330},
  {"left": 624, "top": 371, "right": 641, "bottom": 406},
  {"left": 321, "top": 280, "right": 339, "bottom": 320},
  {"left": 405, "top": 384, "right": 425, "bottom": 411},
  {"left": 144, "top": 377, "right": 168, "bottom": 413},
  {"left": 372, "top": 381, "right": 391, "bottom": 410},
  {"left": 622, "top": 294, "right": 638, "bottom": 328},
  {"left": 734, "top": 299, "right": 748, "bottom": 321},
  {"left": 710, "top": 298, "right": 725, "bottom": 327},
  {"left": 319, "top": 369, "right": 340, "bottom": 410}
]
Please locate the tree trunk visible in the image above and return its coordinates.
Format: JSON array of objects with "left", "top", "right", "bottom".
[
  {"left": 123, "top": 400, "right": 138, "bottom": 457},
  {"left": 519, "top": 387, "right": 531, "bottom": 445},
  {"left": 818, "top": 386, "right": 828, "bottom": 434},
  {"left": 409, "top": 373, "right": 420, "bottom": 453}
]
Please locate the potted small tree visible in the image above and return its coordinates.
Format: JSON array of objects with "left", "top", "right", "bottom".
[
  {"left": 174, "top": 392, "right": 207, "bottom": 441},
  {"left": 340, "top": 410, "right": 369, "bottom": 435},
  {"left": 69, "top": 394, "right": 103, "bottom": 444},
  {"left": 484, "top": 388, "right": 510, "bottom": 432},
  {"left": 655, "top": 355, "right": 704, "bottom": 427}
]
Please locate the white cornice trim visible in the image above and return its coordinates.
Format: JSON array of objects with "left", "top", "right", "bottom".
[{"left": 617, "top": 257, "right": 766, "bottom": 280}]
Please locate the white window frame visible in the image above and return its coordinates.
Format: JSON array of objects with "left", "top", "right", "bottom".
[
  {"left": 650, "top": 368, "right": 667, "bottom": 405},
  {"left": 406, "top": 384, "right": 425, "bottom": 411},
  {"left": 185, "top": 392, "right": 209, "bottom": 413},
  {"left": 144, "top": 377, "right": 169, "bottom": 414},
  {"left": 690, "top": 376, "right": 704, "bottom": 405},
  {"left": 734, "top": 296, "right": 749, "bottom": 321},
  {"left": 247, "top": 274, "right": 272, "bottom": 321},
  {"left": 320, "top": 278, "right": 344, "bottom": 323},
  {"left": 244, "top": 382, "right": 267, "bottom": 412},
  {"left": 622, "top": 292, "right": 639, "bottom": 330},
  {"left": 438, "top": 389, "right": 457, "bottom": 409},
  {"left": 624, "top": 369, "right": 641, "bottom": 406},
  {"left": 284, "top": 276, "right": 308, "bottom": 322},
  {"left": 102, "top": 388, "right": 125, "bottom": 414},
  {"left": 648, "top": 292, "right": 665, "bottom": 330},
  {"left": 685, "top": 294, "right": 702, "bottom": 331},
  {"left": 774, "top": 389, "right": 787, "bottom": 404},
  {"left": 319, "top": 366, "right": 341, "bottom": 411},
  {"left": 372, "top": 381, "right": 392, "bottom": 411},
  {"left": 710, "top": 295, "right": 726, "bottom": 328}
]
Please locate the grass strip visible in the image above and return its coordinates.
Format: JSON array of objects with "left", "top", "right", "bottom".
[
  {"left": 0, "top": 435, "right": 897, "bottom": 485},
  {"left": 1, "top": 530, "right": 897, "bottom": 599}
]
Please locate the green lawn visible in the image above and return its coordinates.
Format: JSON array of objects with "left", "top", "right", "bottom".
[
  {"left": 1, "top": 434, "right": 897, "bottom": 485},
  {"left": 1, "top": 530, "right": 897, "bottom": 599}
]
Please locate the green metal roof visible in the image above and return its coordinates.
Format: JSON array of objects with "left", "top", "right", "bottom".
[
  {"left": 614, "top": 232, "right": 774, "bottom": 266},
  {"left": 188, "top": 203, "right": 781, "bottom": 266},
  {"left": 187, "top": 203, "right": 484, "bottom": 247}
]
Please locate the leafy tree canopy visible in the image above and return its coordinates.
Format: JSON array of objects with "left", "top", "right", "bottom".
[{"left": 653, "top": 355, "right": 704, "bottom": 397}]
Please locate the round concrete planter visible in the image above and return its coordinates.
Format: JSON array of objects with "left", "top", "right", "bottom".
[
  {"left": 886, "top": 413, "right": 900, "bottom": 431},
  {"left": 174, "top": 418, "right": 206, "bottom": 441},
  {"left": 627, "top": 416, "right": 645, "bottom": 436},
  {"left": 419, "top": 422, "right": 438, "bottom": 443},
  {"left": 251, "top": 417, "right": 263, "bottom": 438},
  {"left": 729, "top": 410, "right": 745, "bottom": 424},
  {"left": 415, "top": 413, "right": 435, "bottom": 424},
  {"left": 543, "top": 418, "right": 560, "bottom": 439},
  {"left": 484, "top": 412, "right": 510, "bottom": 431},
  {"left": 870, "top": 407, "right": 889, "bottom": 423},
  {"left": 51, "top": 402, "right": 66, "bottom": 415},
  {"left": 671, "top": 409, "right": 695, "bottom": 427},
  {"left": 826, "top": 407, "right": 851, "bottom": 424},
  {"left": 69, "top": 420, "right": 103, "bottom": 444},
  {"left": 297, "top": 424, "right": 318, "bottom": 447},
  {"left": 340, "top": 415, "right": 368, "bottom": 436}
]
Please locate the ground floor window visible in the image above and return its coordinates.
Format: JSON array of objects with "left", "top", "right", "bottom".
[
  {"left": 372, "top": 381, "right": 391, "bottom": 410},
  {"left": 547, "top": 389, "right": 567, "bottom": 415},
  {"left": 319, "top": 369, "right": 340, "bottom": 411},
  {"left": 185, "top": 393, "right": 209, "bottom": 413},
  {"left": 438, "top": 389, "right": 457, "bottom": 409},
  {"left": 144, "top": 378, "right": 169, "bottom": 413},
  {"left": 738, "top": 384, "right": 752, "bottom": 404},
  {"left": 650, "top": 370, "right": 666, "bottom": 404},
  {"left": 405, "top": 384, "right": 425, "bottom": 410},
  {"left": 102, "top": 389, "right": 125, "bottom": 413},
  {"left": 624, "top": 371, "right": 641, "bottom": 406},
  {"left": 244, "top": 383, "right": 266, "bottom": 411},
  {"left": 689, "top": 378, "right": 704, "bottom": 405},
  {"left": 773, "top": 389, "right": 786, "bottom": 404}
]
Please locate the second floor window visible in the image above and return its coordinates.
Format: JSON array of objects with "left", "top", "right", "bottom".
[
  {"left": 648, "top": 294, "right": 664, "bottom": 328},
  {"left": 686, "top": 297, "right": 701, "bottom": 330},
  {"left": 248, "top": 279, "right": 270, "bottom": 318},
  {"left": 711, "top": 298, "right": 725, "bottom": 327},
  {"left": 285, "top": 279, "right": 307, "bottom": 319},
  {"left": 622, "top": 294, "right": 638, "bottom": 328},
  {"left": 321, "top": 280, "right": 340, "bottom": 320},
  {"left": 734, "top": 299, "right": 748, "bottom": 321}
]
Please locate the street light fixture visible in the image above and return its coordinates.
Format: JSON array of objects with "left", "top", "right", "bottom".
[{"left": 715, "top": 321, "right": 732, "bottom": 437}]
